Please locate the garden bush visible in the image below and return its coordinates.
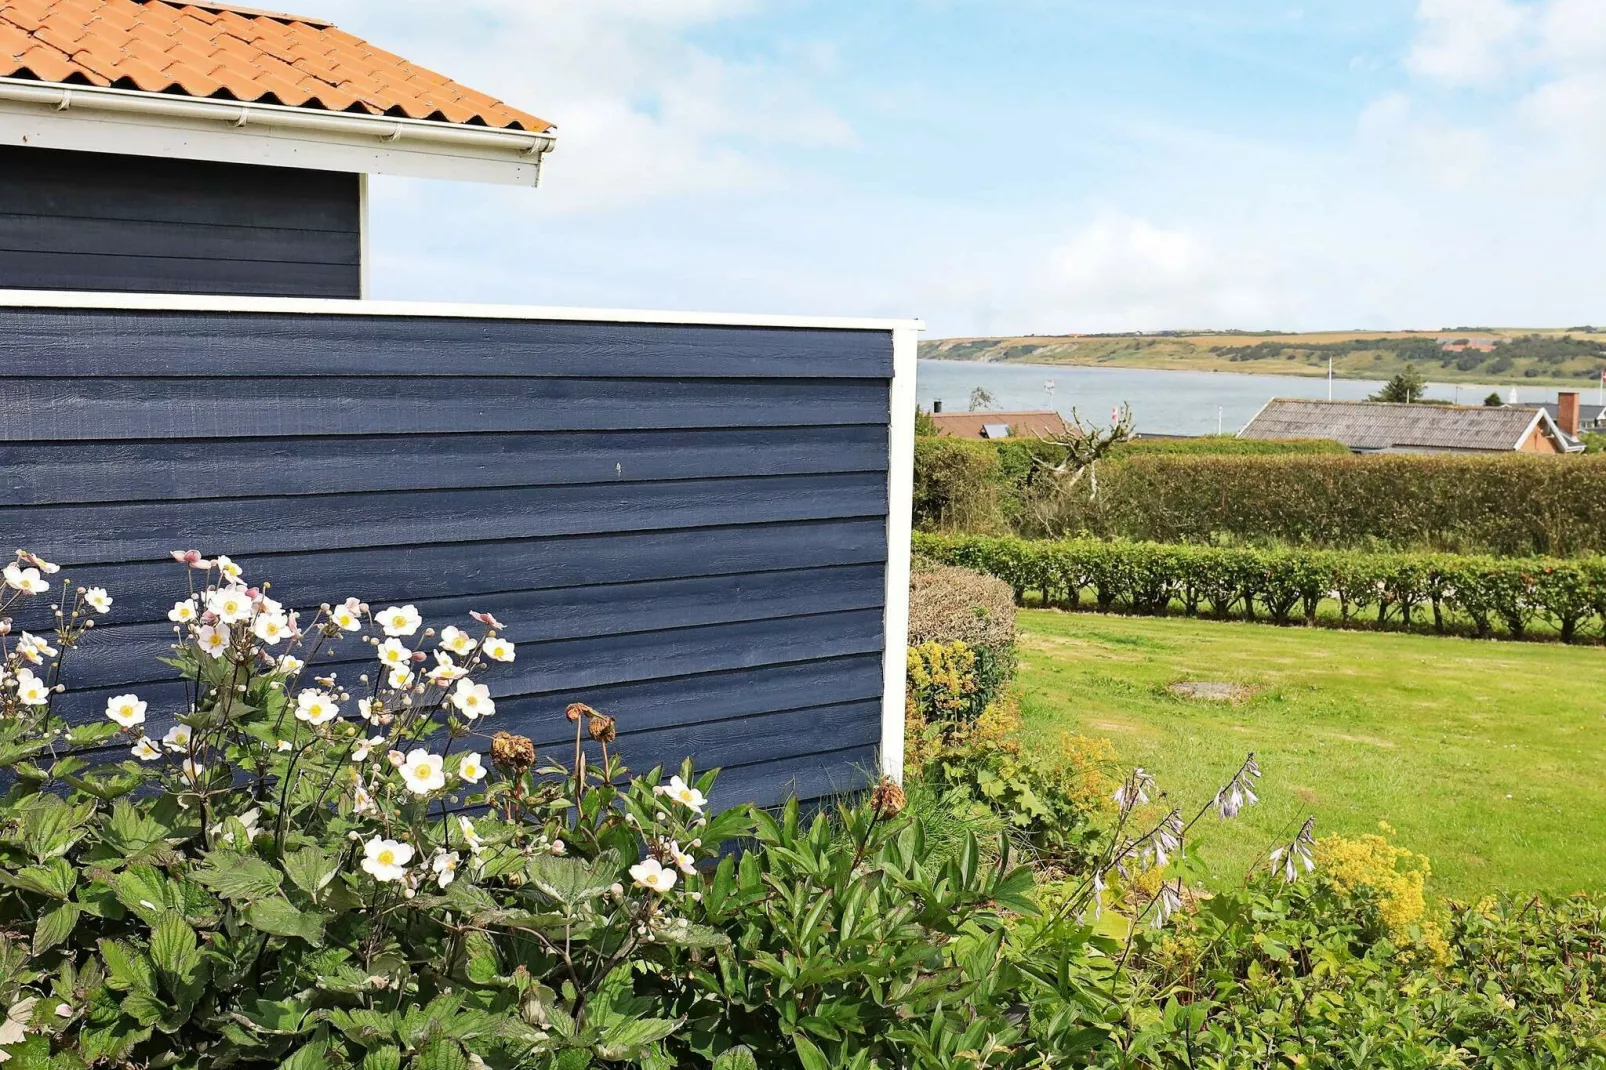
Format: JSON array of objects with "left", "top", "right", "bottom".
[
  {"left": 911, "top": 436, "right": 1007, "bottom": 533},
  {"left": 1113, "top": 435, "right": 1349, "bottom": 457},
  {"left": 907, "top": 561, "right": 1016, "bottom": 713},
  {"left": 914, "top": 532, "right": 1606, "bottom": 642},
  {"left": 1043, "top": 452, "right": 1606, "bottom": 555}
]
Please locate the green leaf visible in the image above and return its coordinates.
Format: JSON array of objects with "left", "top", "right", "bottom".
[
  {"left": 243, "top": 898, "right": 325, "bottom": 946},
  {"left": 711, "top": 1047, "right": 758, "bottom": 1070},
  {"left": 651, "top": 921, "right": 730, "bottom": 951},
  {"left": 193, "top": 853, "right": 283, "bottom": 902},
  {"left": 277, "top": 1037, "right": 329, "bottom": 1070},
  {"left": 360, "top": 1049, "right": 400, "bottom": 1070},
  {"left": 523, "top": 854, "right": 617, "bottom": 908},
  {"left": 64, "top": 721, "right": 121, "bottom": 749},
  {"left": 0, "top": 859, "right": 76, "bottom": 899},
  {"left": 118, "top": 992, "right": 167, "bottom": 1028},
  {"left": 460, "top": 931, "right": 501, "bottom": 986},
  {"left": 15, "top": 796, "right": 95, "bottom": 863},
  {"left": 595, "top": 1017, "right": 681, "bottom": 1060},
  {"left": 792, "top": 1035, "right": 830, "bottom": 1070},
  {"left": 33, "top": 903, "right": 79, "bottom": 953},
  {"left": 98, "top": 939, "right": 156, "bottom": 995},
  {"left": 282, "top": 847, "right": 339, "bottom": 900},
  {"left": 110, "top": 865, "right": 186, "bottom": 925},
  {"left": 414, "top": 1039, "right": 467, "bottom": 1070},
  {"left": 149, "top": 912, "right": 205, "bottom": 999},
  {"left": 328, "top": 1007, "right": 395, "bottom": 1045}
]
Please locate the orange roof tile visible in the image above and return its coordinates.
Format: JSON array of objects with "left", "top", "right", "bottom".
[{"left": 0, "top": 0, "right": 550, "bottom": 131}]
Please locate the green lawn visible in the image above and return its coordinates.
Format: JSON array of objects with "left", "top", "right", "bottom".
[{"left": 1015, "top": 610, "right": 1606, "bottom": 899}]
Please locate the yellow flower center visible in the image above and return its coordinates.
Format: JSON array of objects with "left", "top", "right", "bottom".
[
  {"left": 416, "top": 765, "right": 432, "bottom": 778},
  {"left": 377, "top": 850, "right": 394, "bottom": 865}
]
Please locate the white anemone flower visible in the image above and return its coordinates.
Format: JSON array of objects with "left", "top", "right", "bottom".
[
  {"left": 131, "top": 737, "right": 161, "bottom": 762},
  {"left": 168, "top": 598, "right": 197, "bottom": 623},
  {"left": 399, "top": 749, "right": 446, "bottom": 795},
  {"left": 213, "top": 555, "right": 244, "bottom": 584},
  {"left": 654, "top": 775, "right": 707, "bottom": 814},
  {"left": 13, "top": 668, "right": 49, "bottom": 706},
  {"left": 205, "top": 586, "right": 253, "bottom": 624},
  {"left": 427, "top": 651, "right": 466, "bottom": 686},
  {"left": 3, "top": 563, "right": 49, "bottom": 595},
  {"left": 330, "top": 599, "right": 364, "bottom": 631},
  {"left": 16, "top": 632, "right": 56, "bottom": 665},
  {"left": 386, "top": 666, "right": 415, "bottom": 690},
  {"left": 457, "top": 752, "right": 487, "bottom": 784},
  {"left": 431, "top": 851, "right": 461, "bottom": 888},
  {"left": 253, "top": 612, "right": 291, "bottom": 645},
  {"left": 458, "top": 816, "right": 485, "bottom": 855},
  {"left": 352, "top": 782, "right": 377, "bottom": 815},
  {"left": 181, "top": 758, "right": 205, "bottom": 784},
  {"left": 105, "top": 694, "right": 147, "bottom": 729},
  {"left": 351, "top": 735, "right": 385, "bottom": 762},
  {"left": 377, "top": 605, "right": 422, "bottom": 638},
  {"left": 376, "top": 638, "right": 411, "bottom": 668},
  {"left": 629, "top": 858, "right": 677, "bottom": 893},
  {"left": 356, "top": 697, "right": 382, "bottom": 724},
  {"left": 295, "top": 689, "right": 339, "bottom": 726},
  {"left": 83, "top": 587, "right": 113, "bottom": 614},
  {"left": 276, "top": 654, "right": 305, "bottom": 676},
  {"left": 361, "top": 836, "right": 413, "bottom": 882},
  {"left": 197, "top": 623, "right": 231, "bottom": 656},
  {"left": 162, "top": 723, "right": 192, "bottom": 753},
  {"left": 449, "top": 680, "right": 494, "bottom": 720},
  {"left": 481, "top": 636, "right": 515, "bottom": 663},
  {"left": 439, "top": 625, "right": 476, "bottom": 656},
  {"left": 666, "top": 840, "right": 697, "bottom": 876}
]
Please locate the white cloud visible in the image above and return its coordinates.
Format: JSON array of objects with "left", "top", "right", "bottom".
[
  {"left": 316, "top": 0, "right": 851, "bottom": 212},
  {"left": 1407, "top": 0, "right": 1531, "bottom": 85}
]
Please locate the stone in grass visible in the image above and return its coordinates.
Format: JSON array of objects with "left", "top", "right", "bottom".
[{"left": 1167, "top": 680, "right": 1251, "bottom": 703}]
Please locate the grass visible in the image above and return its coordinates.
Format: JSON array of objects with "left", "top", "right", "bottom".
[{"left": 1014, "top": 609, "right": 1606, "bottom": 899}]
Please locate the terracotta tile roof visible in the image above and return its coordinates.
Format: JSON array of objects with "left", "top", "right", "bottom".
[
  {"left": 930, "top": 410, "right": 1072, "bottom": 441},
  {"left": 0, "top": 0, "right": 550, "bottom": 131}
]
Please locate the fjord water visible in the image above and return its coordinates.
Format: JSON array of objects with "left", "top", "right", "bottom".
[{"left": 917, "top": 359, "right": 1565, "bottom": 437}]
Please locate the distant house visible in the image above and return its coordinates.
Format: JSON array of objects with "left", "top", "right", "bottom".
[
  {"left": 1239, "top": 398, "right": 1583, "bottom": 454},
  {"left": 1510, "top": 392, "right": 1606, "bottom": 448},
  {"left": 929, "top": 409, "right": 1072, "bottom": 441}
]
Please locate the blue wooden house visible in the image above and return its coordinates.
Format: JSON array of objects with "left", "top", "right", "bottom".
[{"left": 0, "top": 0, "right": 916, "bottom": 808}]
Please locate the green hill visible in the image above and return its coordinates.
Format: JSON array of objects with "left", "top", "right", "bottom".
[{"left": 921, "top": 327, "right": 1606, "bottom": 387}]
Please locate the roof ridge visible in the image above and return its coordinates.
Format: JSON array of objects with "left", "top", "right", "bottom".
[{"left": 142, "top": 0, "right": 331, "bottom": 27}]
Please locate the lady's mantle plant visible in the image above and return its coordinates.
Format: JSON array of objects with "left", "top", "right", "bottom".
[{"left": 0, "top": 550, "right": 750, "bottom": 1069}]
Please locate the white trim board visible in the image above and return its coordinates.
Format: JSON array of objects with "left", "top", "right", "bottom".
[
  {"left": 0, "top": 290, "right": 924, "bottom": 333},
  {"left": 878, "top": 325, "right": 920, "bottom": 784},
  {"left": 0, "top": 80, "right": 552, "bottom": 186}
]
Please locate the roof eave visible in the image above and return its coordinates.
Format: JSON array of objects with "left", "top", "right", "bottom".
[{"left": 0, "top": 77, "right": 556, "bottom": 186}]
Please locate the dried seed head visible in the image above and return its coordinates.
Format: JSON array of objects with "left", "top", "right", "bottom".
[
  {"left": 565, "top": 702, "right": 596, "bottom": 723},
  {"left": 869, "top": 776, "right": 906, "bottom": 818},
  {"left": 587, "top": 711, "right": 617, "bottom": 744},
  {"left": 491, "top": 730, "right": 537, "bottom": 774}
]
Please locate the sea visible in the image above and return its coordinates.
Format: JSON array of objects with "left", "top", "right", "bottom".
[{"left": 915, "top": 360, "right": 1593, "bottom": 437}]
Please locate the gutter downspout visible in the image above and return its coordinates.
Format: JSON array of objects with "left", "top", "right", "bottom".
[{"left": 0, "top": 77, "right": 556, "bottom": 179}]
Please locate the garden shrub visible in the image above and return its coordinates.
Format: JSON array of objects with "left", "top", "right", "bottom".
[
  {"left": 1112, "top": 435, "right": 1350, "bottom": 457},
  {"left": 911, "top": 436, "right": 1007, "bottom": 533},
  {"left": 915, "top": 532, "right": 1606, "bottom": 643},
  {"left": 907, "top": 561, "right": 1016, "bottom": 711},
  {"left": 1041, "top": 452, "right": 1606, "bottom": 555}
]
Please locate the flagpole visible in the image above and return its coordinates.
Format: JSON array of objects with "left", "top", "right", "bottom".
[{"left": 1328, "top": 357, "right": 1333, "bottom": 401}]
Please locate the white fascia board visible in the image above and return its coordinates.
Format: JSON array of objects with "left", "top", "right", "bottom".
[
  {"left": 0, "top": 78, "right": 552, "bottom": 186},
  {"left": 878, "top": 324, "right": 920, "bottom": 784},
  {"left": 0, "top": 289, "right": 925, "bottom": 333}
]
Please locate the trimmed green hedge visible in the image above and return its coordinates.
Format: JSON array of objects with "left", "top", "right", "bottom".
[
  {"left": 1046, "top": 453, "right": 1606, "bottom": 555},
  {"left": 1113, "top": 434, "right": 1349, "bottom": 456},
  {"left": 914, "top": 533, "right": 1606, "bottom": 642}
]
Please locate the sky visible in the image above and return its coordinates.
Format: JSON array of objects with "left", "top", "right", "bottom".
[{"left": 317, "top": 0, "right": 1606, "bottom": 338}]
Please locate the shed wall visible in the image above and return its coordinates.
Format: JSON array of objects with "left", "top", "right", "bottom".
[
  {"left": 0, "top": 304, "right": 895, "bottom": 808},
  {"left": 0, "top": 146, "right": 361, "bottom": 298}
]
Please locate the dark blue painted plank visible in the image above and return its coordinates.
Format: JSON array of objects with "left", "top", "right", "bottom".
[
  {"left": 0, "top": 473, "right": 887, "bottom": 564},
  {"left": 62, "top": 564, "right": 887, "bottom": 687},
  {"left": 48, "top": 608, "right": 886, "bottom": 729},
  {"left": 0, "top": 376, "right": 889, "bottom": 440},
  {"left": 16, "top": 518, "right": 889, "bottom": 626},
  {"left": 0, "top": 253, "right": 360, "bottom": 298},
  {"left": 587, "top": 701, "right": 882, "bottom": 778},
  {"left": 710, "top": 745, "right": 880, "bottom": 810},
  {"left": 0, "top": 426, "right": 889, "bottom": 506},
  {"left": 0, "top": 215, "right": 361, "bottom": 265},
  {"left": 0, "top": 146, "right": 360, "bottom": 232},
  {"left": 0, "top": 310, "right": 894, "bottom": 379}
]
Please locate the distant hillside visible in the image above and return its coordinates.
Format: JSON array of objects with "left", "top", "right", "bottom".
[{"left": 920, "top": 328, "right": 1606, "bottom": 387}]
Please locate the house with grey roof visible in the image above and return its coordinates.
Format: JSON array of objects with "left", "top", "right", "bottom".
[
  {"left": 1239, "top": 398, "right": 1583, "bottom": 455},
  {"left": 1509, "top": 392, "right": 1606, "bottom": 449}
]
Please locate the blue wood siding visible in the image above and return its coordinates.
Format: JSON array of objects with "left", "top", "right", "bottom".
[
  {"left": 0, "top": 305, "right": 893, "bottom": 808},
  {"left": 0, "top": 147, "right": 360, "bottom": 298}
]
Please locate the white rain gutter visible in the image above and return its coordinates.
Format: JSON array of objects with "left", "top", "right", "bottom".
[{"left": 0, "top": 76, "right": 556, "bottom": 183}]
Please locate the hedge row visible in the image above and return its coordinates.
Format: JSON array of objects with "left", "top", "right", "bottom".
[
  {"left": 1051, "top": 453, "right": 1606, "bottom": 556},
  {"left": 1113, "top": 434, "right": 1349, "bottom": 457},
  {"left": 913, "top": 533, "right": 1606, "bottom": 642}
]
